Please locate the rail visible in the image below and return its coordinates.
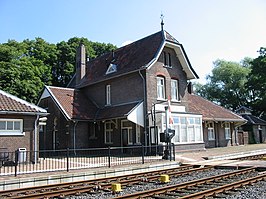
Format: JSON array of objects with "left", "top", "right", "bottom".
[{"left": 0, "top": 144, "right": 175, "bottom": 176}]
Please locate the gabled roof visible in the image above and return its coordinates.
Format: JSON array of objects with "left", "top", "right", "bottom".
[
  {"left": 77, "top": 30, "right": 198, "bottom": 88},
  {"left": 41, "top": 86, "right": 98, "bottom": 121},
  {"left": 240, "top": 114, "right": 266, "bottom": 125},
  {"left": 187, "top": 94, "right": 245, "bottom": 122},
  {"left": 0, "top": 89, "right": 47, "bottom": 115},
  {"left": 40, "top": 86, "right": 141, "bottom": 122}
]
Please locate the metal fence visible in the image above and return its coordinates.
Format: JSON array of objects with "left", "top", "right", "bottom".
[{"left": 0, "top": 145, "right": 175, "bottom": 176}]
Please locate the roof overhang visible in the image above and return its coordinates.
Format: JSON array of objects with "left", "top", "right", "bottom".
[
  {"left": 127, "top": 102, "right": 144, "bottom": 127},
  {"left": 165, "top": 41, "right": 199, "bottom": 80},
  {"left": 38, "top": 86, "right": 71, "bottom": 121}
]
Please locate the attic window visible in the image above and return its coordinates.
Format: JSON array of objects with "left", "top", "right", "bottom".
[
  {"left": 106, "top": 63, "right": 117, "bottom": 74},
  {"left": 163, "top": 51, "right": 172, "bottom": 68}
]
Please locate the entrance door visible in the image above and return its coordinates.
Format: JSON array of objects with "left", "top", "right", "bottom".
[{"left": 122, "top": 128, "right": 133, "bottom": 146}]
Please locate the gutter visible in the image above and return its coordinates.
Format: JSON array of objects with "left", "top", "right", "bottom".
[
  {"left": 0, "top": 111, "right": 48, "bottom": 116},
  {"left": 138, "top": 70, "right": 148, "bottom": 150}
]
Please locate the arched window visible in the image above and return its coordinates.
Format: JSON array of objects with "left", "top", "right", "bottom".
[{"left": 157, "top": 76, "right": 165, "bottom": 100}]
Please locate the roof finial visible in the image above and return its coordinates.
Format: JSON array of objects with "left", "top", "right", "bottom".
[{"left": 160, "top": 13, "right": 164, "bottom": 31}]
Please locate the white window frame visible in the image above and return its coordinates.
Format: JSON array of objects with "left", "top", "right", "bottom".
[
  {"left": 208, "top": 122, "right": 215, "bottom": 140},
  {"left": 157, "top": 76, "right": 165, "bottom": 100},
  {"left": 121, "top": 120, "right": 133, "bottom": 145},
  {"left": 104, "top": 121, "right": 113, "bottom": 144},
  {"left": 171, "top": 79, "right": 179, "bottom": 101},
  {"left": 106, "top": 63, "right": 117, "bottom": 74},
  {"left": 224, "top": 122, "right": 231, "bottom": 139},
  {"left": 161, "top": 114, "right": 203, "bottom": 144},
  {"left": 0, "top": 119, "right": 24, "bottom": 136},
  {"left": 106, "top": 84, "right": 111, "bottom": 105},
  {"left": 136, "top": 124, "right": 141, "bottom": 144}
]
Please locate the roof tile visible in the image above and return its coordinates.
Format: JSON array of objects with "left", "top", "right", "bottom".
[
  {"left": 187, "top": 94, "right": 245, "bottom": 121},
  {"left": 0, "top": 90, "right": 46, "bottom": 114}
]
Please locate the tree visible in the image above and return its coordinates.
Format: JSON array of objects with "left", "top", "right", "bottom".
[
  {"left": 195, "top": 59, "right": 251, "bottom": 111},
  {"left": 247, "top": 47, "right": 266, "bottom": 118},
  {"left": 0, "top": 37, "right": 117, "bottom": 103}
]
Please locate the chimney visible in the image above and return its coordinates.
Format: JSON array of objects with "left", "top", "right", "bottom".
[{"left": 76, "top": 43, "right": 86, "bottom": 85}]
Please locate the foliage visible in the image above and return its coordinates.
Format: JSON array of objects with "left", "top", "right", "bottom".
[
  {"left": 0, "top": 38, "right": 116, "bottom": 103},
  {"left": 195, "top": 58, "right": 251, "bottom": 111},
  {"left": 247, "top": 47, "right": 266, "bottom": 118}
]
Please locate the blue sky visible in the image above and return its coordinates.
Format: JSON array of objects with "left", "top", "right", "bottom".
[{"left": 1, "top": 0, "right": 266, "bottom": 83}]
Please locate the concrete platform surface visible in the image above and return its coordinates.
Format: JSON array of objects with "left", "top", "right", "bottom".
[{"left": 1, "top": 143, "right": 266, "bottom": 191}]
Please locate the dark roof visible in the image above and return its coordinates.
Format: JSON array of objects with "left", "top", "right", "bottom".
[
  {"left": 46, "top": 86, "right": 138, "bottom": 121},
  {"left": 79, "top": 31, "right": 164, "bottom": 87},
  {"left": 0, "top": 89, "right": 47, "bottom": 115},
  {"left": 95, "top": 102, "right": 139, "bottom": 120},
  {"left": 47, "top": 86, "right": 97, "bottom": 120},
  {"left": 241, "top": 114, "right": 266, "bottom": 125},
  {"left": 77, "top": 30, "right": 198, "bottom": 88},
  {"left": 187, "top": 94, "right": 245, "bottom": 122}
]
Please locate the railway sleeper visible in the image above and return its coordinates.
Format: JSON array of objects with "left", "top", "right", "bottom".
[{"left": 153, "top": 194, "right": 176, "bottom": 199}]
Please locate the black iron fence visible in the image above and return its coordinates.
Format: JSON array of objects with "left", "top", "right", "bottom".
[{"left": 0, "top": 145, "right": 175, "bottom": 176}]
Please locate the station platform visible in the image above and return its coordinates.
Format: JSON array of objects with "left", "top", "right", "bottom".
[{"left": 1, "top": 143, "right": 266, "bottom": 191}]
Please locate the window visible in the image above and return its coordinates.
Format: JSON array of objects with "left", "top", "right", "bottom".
[
  {"left": 121, "top": 120, "right": 133, "bottom": 145},
  {"left": 106, "top": 63, "right": 117, "bottom": 74},
  {"left": 104, "top": 121, "right": 113, "bottom": 144},
  {"left": 207, "top": 122, "right": 215, "bottom": 140},
  {"left": 168, "top": 53, "right": 171, "bottom": 66},
  {"left": 224, "top": 122, "right": 231, "bottom": 139},
  {"left": 0, "top": 119, "right": 23, "bottom": 136},
  {"left": 162, "top": 115, "right": 202, "bottom": 144},
  {"left": 106, "top": 85, "right": 111, "bottom": 105},
  {"left": 171, "top": 79, "right": 179, "bottom": 101},
  {"left": 157, "top": 77, "right": 165, "bottom": 100},
  {"left": 163, "top": 51, "right": 172, "bottom": 68},
  {"left": 136, "top": 125, "right": 141, "bottom": 144}
]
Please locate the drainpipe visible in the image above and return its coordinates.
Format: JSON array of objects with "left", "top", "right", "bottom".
[
  {"left": 73, "top": 121, "right": 78, "bottom": 154},
  {"left": 34, "top": 115, "right": 40, "bottom": 163},
  {"left": 138, "top": 70, "right": 148, "bottom": 151}
]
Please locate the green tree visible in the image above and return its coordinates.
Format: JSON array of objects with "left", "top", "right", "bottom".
[
  {"left": 0, "top": 37, "right": 117, "bottom": 103},
  {"left": 247, "top": 47, "right": 266, "bottom": 118},
  {"left": 195, "top": 59, "right": 251, "bottom": 110}
]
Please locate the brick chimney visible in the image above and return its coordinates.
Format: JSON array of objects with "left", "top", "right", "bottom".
[{"left": 76, "top": 43, "right": 86, "bottom": 85}]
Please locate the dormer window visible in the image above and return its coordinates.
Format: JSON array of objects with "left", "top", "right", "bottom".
[{"left": 106, "top": 63, "right": 117, "bottom": 74}]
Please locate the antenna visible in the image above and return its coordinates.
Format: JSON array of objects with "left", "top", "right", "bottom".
[{"left": 160, "top": 13, "right": 164, "bottom": 31}]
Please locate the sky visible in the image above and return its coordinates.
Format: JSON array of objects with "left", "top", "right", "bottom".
[{"left": 1, "top": 0, "right": 266, "bottom": 83}]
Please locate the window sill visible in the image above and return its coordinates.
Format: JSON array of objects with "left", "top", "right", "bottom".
[
  {"left": 163, "top": 65, "right": 172, "bottom": 69},
  {"left": 157, "top": 98, "right": 167, "bottom": 102},
  {"left": 171, "top": 99, "right": 181, "bottom": 103},
  {"left": 0, "top": 132, "right": 25, "bottom": 136}
]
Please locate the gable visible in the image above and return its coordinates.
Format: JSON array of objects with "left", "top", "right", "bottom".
[
  {"left": 39, "top": 86, "right": 97, "bottom": 121},
  {"left": 75, "top": 30, "right": 198, "bottom": 88}
]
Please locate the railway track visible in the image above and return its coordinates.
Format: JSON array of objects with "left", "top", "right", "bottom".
[
  {"left": 113, "top": 167, "right": 264, "bottom": 199},
  {"left": 0, "top": 164, "right": 213, "bottom": 198}
]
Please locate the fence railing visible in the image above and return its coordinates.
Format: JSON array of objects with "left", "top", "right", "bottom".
[{"left": 0, "top": 144, "right": 175, "bottom": 176}]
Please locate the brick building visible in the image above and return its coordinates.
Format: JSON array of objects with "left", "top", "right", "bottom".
[
  {"left": 0, "top": 89, "right": 47, "bottom": 159},
  {"left": 38, "top": 29, "right": 246, "bottom": 151}
]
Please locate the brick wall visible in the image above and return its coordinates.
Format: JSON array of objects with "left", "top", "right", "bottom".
[
  {"left": 0, "top": 115, "right": 36, "bottom": 152},
  {"left": 82, "top": 72, "right": 143, "bottom": 108},
  {"left": 146, "top": 47, "right": 188, "bottom": 111}
]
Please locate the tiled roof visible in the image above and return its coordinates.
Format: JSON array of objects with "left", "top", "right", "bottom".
[
  {"left": 79, "top": 31, "right": 164, "bottom": 87},
  {"left": 96, "top": 102, "right": 140, "bottom": 120},
  {"left": 187, "top": 94, "right": 245, "bottom": 122},
  {"left": 46, "top": 86, "right": 140, "bottom": 121},
  {"left": 47, "top": 86, "right": 97, "bottom": 120},
  {"left": 0, "top": 89, "right": 47, "bottom": 114}
]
